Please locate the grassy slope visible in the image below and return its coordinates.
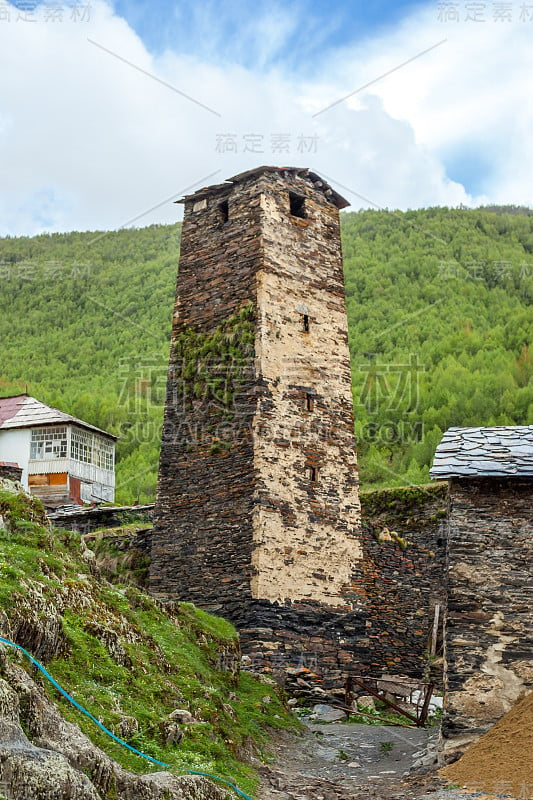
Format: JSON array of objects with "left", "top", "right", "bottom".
[{"left": 0, "top": 484, "right": 297, "bottom": 794}]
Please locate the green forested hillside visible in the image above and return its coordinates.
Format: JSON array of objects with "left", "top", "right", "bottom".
[
  {"left": 1, "top": 208, "right": 532, "bottom": 502},
  {"left": 343, "top": 208, "right": 533, "bottom": 486},
  {"left": 0, "top": 225, "right": 178, "bottom": 504}
]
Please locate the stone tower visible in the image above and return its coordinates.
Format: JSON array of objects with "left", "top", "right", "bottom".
[{"left": 151, "top": 166, "right": 364, "bottom": 673}]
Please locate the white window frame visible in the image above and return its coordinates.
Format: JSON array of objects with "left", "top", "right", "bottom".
[
  {"left": 30, "top": 426, "right": 68, "bottom": 460},
  {"left": 70, "top": 428, "right": 114, "bottom": 471}
]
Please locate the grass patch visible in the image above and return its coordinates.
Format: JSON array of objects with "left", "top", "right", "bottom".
[
  {"left": 86, "top": 525, "right": 152, "bottom": 589},
  {"left": 360, "top": 484, "right": 447, "bottom": 521},
  {"left": 344, "top": 705, "right": 414, "bottom": 727}
]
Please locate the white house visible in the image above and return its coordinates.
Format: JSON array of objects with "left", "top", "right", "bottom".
[{"left": 0, "top": 395, "right": 116, "bottom": 507}]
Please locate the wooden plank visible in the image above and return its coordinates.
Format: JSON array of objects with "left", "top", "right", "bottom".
[
  {"left": 28, "top": 474, "right": 48, "bottom": 486},
  {"left": 49, "top": 473, "right": 67, "bottom": 486},
  {"left": 419, "top": 682, "right": 435, "bottom": 726}
]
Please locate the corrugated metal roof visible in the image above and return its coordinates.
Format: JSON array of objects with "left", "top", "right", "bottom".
[
  {"left": 178, "top": 166, "right": 350, "bottom": 210},
  {"left": 430, "top": 426, "right": 533, "bottom": 479},
  {"left": 0, "top": 395, "right": 117, "bottom": 440},
  {"left": 0, "top": 395, "right": 27, "bottom": 426}
]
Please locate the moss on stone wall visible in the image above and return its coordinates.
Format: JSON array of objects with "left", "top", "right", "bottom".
[
  {"left": 360, "top": 483, "right": 447, "bottom": 523},
  {"left": 172, "top": 301, "right": 255, "bottom": 418}
]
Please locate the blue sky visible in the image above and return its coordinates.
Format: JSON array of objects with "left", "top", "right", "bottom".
[
  {"left": 443, "top": 145, "right": 495, "bottom": 198},
  {"left": 1, "top": 0, "right": 531, "bottom": 234},
  {"left": 109, "top": 0, "right": 429, "bottom": 69}
]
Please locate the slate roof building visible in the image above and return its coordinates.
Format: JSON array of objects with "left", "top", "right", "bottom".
[
  {"left": 0, "top": 395, "right": 116, "bottom": 507},
  {"left": 431, "top": 426, "right": 533, "bottom": 760},
  {"left": 430, "top": 425, "right": 533, "bottom": 478}
]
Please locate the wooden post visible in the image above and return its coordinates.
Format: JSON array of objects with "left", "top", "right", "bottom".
[{"left": 430, "top": 604, "right": 441, "bottom": 657}]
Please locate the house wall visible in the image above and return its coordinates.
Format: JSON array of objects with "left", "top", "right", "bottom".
[
  {"left": 28, "top": 471, "right": 114, "bottom": 506},
  {"left": 67, "top": 459, "right": 115, "bottom": 498},
  {"left": 359, "top": 484, "right": 448, "bottom": 682},
  {"left": 442, "top": 477, "right": 533, "bottom": 760},
  {"left": 28, "top": 470, "right": 69, "bottom": 506},
  {"left": 0, "top": 429, "right": 31, "bottom": 486}
]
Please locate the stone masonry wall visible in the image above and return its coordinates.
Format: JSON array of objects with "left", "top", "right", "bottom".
[
  {"left": 47, "top": 504, "right": 154, "bottom": 534},
  {"left": 150, "top": 177, "right": 260, "bottom": 606},
  {"left": 235, "top": 485, "right": 448, "bottom": 682},
  {"left": 442, "top": 477, "right": 533, "bottom": 760},
  {"left": 0, "top": 465, "right": 22, "bottom": 483},
  {"left": 359, "top": 485, "right": 447, "bottom": 682},
  {"left": 150, "top": 168, "right": 364, "bottom": 674},
  {"left": 251, "top": 172, "right": 361, "bottom": 608}
]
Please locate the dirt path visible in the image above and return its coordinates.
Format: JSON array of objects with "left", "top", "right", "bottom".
[
  {"left": 257, "top": 720, "right": 435, "bottom": 800},
  {"left": 256, "top": 720, "right": 527, "bottom": 800}
]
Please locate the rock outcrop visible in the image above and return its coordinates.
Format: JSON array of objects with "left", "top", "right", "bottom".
[{"left": 0, "top": 652, "right": 225, "bottom": 800}]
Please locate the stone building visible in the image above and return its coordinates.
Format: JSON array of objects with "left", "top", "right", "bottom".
[
  {"left": 431, "top": 426, "right": 533, "bottom": 759},
  {"left": 151, "top": 166, "right": 364, "bottom": 673}
]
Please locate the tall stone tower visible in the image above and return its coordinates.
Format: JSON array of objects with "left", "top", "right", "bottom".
[{"left": 151, "top": 167, "right": 364, "bottom": 673}]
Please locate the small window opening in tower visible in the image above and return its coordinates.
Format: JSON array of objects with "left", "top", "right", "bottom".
[
  {"left": 289, "top": 191, "right": 306, "bottom": 219},
  {"left": 218, "top": 199, "right": 229, "bottom": 223},
  {"left": 305, "top": 393, "right": 314, "bottom": 412},
  {"left": 302, "top": 313, "right": 310, "bottom": 333},
  {"left": 309, "top": 465, "right": 318, "bottom": 483}
]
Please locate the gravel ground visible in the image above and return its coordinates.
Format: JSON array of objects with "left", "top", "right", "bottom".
[{"left": 256, "top": 719, "right": 527, "bottom": 800}]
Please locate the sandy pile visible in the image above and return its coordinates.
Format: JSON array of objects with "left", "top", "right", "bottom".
[{"left": 440, "top": 691, "right": 533, "bottom": 799}]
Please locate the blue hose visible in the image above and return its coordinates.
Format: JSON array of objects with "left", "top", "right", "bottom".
[{"left": 0, "top": 636, "right": 254, "bottom": 800}]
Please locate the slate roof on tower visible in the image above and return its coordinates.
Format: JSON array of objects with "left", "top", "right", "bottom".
[{"left": 178, "top": 166, "right": 350, "bottom": 209}]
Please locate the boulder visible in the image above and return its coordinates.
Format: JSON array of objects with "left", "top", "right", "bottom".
[
  {"left": 158, "top": 720, "right": 182, "bottom": 746},
  {"left": 311, "top": 704, "right": 346, "bottom": 723},
  {"left": 356, "top": 695, "right": 376, "bottom": 711},
  {"left": 168, "top": 709, "right": 196, "bottom": 724},
  {"left": 118, "top": 716, "right": 139, "bottom": 740}
]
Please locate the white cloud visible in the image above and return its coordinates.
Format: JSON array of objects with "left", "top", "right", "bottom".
[
  {"left": 0, "top": 1, "right": 529, "bottom": 236},
  {"left": 309, "top": 6, "right": 532, "bottom": 204}
]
